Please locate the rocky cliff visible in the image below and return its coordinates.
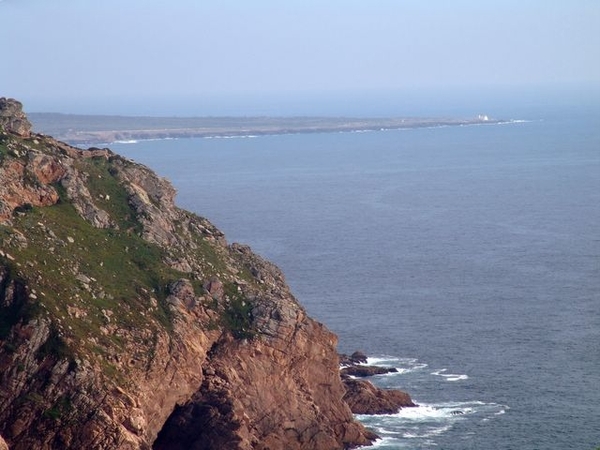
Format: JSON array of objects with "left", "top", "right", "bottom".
[
  {"left": 0, "top": 98, "right": 412, "bottom": 449},
  {"left": 0, "top": 99, "right": 31, "bottom": 138}
]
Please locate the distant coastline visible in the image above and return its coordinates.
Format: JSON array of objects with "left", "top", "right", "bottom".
[{"left": 29, "top": 113, "right": 506, "bottom": 146}]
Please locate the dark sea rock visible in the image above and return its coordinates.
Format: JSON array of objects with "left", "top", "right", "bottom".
[
  {"left": 339, "top": 350, "right": 368, "bottom": 366},
  {"left": 341, "top": 365, "right": 398, "bottom": 377},
  {"left": 339, "top": 352, "right": 415, "bottom": 415}
]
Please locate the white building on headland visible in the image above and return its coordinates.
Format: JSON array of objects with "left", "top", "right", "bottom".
[{"left": 478, "top": 114, "right": 490, "bottom": 121}]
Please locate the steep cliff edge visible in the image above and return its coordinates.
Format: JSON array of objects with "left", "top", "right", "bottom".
[{"left": 0, "top": 98, "right": 382, "bottom": 449}]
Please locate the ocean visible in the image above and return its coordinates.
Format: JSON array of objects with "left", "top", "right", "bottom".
[{"left": 111, "top": 92, "right": 600, "bottom": 449}]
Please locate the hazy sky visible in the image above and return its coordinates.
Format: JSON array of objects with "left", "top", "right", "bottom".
[{"left": 2, "top": 0, "right": 599, "bottom": 114}]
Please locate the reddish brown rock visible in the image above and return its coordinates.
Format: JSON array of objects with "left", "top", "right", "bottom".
[
  {"left": 343, "top": 378, "right": 416, "bottom": 415},
  {"left": 0, "top": 103, "right": 380, "bottom": 450},
  {"left": 0, "top": 98, "right": 31, "bottom": 137},
  {"left": 30, "top": 153, "right": 67, "bottom": 184},
  {"left": 0, "top": 157, "right": 61, "bottom": 221}
]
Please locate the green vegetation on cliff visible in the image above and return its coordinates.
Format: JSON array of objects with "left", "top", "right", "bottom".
[{"left": 0, "top": 131, "right": 260, "bottom": 367}]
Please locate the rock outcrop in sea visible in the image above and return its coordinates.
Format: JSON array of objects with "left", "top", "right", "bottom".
[{"left": 0, "top": 98, "right": 413, "bottom": 449}]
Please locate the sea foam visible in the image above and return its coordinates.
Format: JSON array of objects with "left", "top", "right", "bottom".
[{"left": 431, "top": 368, "right": 469, "bottom": 382}]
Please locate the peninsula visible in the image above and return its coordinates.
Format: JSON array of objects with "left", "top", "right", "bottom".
[{"left": 29, "top": 113, "right": 501, "bottom": 146}]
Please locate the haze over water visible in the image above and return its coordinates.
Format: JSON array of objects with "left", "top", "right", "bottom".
[{"left": 113, "top": 90, "right": 600, "bottom": 449}]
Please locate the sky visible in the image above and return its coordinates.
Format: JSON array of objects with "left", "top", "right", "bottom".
[{"left": 1, "top": 0, "right": 599, "bottom": 115}]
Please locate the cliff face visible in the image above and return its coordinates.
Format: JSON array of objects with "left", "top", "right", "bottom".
[{"left": 0, "top": 98, "right": 375, "bottom": 449}]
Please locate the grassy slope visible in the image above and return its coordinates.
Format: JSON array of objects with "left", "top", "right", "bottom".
[{"left": 0, "top": 133, "right": 254, "bottom": 370}]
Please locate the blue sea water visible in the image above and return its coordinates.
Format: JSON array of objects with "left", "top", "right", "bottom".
[{"left": 112, "top": 95, "right": 600, "bottom": 449}]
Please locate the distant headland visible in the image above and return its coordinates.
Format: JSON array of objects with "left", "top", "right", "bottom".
[{"left": 29, "top": 113, "right": 503, "bottom": 146}]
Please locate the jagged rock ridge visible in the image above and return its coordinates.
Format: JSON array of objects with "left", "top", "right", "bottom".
[
  {"left": 0, "top": 99, "right": 31, "bottom": 138},
  {"left": 0, "top": 98, "right": 413, "bottom": 449}
]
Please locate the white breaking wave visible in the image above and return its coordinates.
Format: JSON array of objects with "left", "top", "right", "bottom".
[
  {"left": 431, "top": 368, "right": 469, "bottom": 381},
  {"left": 349, "top": 129, "right": 376, "bottom": 134},
  {"left": 496, "top": 118, "right": 537, "bottom": 125},
  {"left": 366, "top": 356, "right": 401, "bottom": 366},
  {"left": 396, "top": 405, "right": 456, "bottom": 420},
  {"left": 355, "top": 356, "right": 508, "bottom": 448},
  {"left": 357, "top": 402, "right": 472, "bottom": 422},
  {"left": 366, "top": 356, "right": 428, "bottom": 373},
  {"left": 111, "top": 137, "right": 178, "bottom": 146},
  {"left": 363, "top": 436, "right": 403, "bottom": 448},
  {"left": 403, "top": 423, "right": 452, "bottom": 439},
  {"left": 210, "top": 134, "right": 259, "bottom": 139}
]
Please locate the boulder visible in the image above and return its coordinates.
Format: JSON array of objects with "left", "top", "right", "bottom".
[
  {"left": 0, "top": 97, "right": 32, "bottom": 137},
  {"left": 341, "top": 365, "right": 398, "bottom": 377},
  {"left": 339, "top": 350, "right": 368, "bottom": 365},
  {"left": 343, "top": 378, "right": 416, "bottom": 415}
]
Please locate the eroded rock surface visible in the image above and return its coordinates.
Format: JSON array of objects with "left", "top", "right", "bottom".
[
  {"left": 0, "top": 98, "right": 31, "bottom": 137},
  {"left": 343, "top": 378, "right": 416, "bottom": 415}
]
